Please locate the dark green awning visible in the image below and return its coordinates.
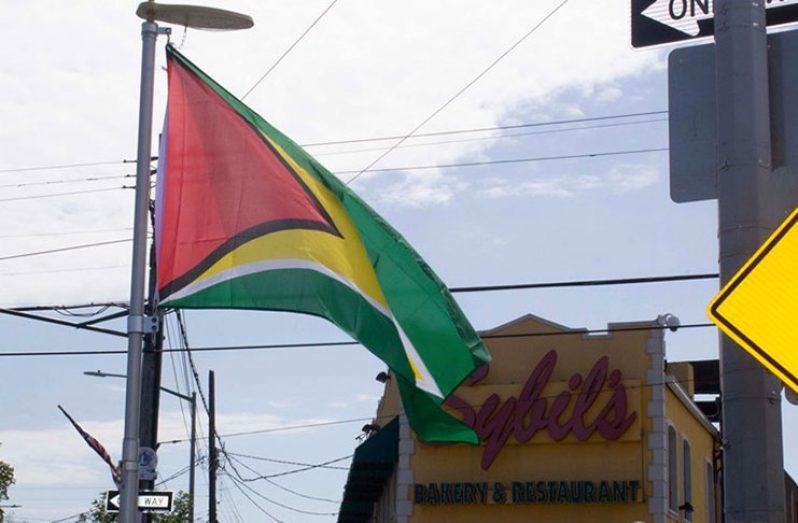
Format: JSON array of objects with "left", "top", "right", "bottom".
[{"left": 337, "top": 417, "right": 399, "bottom": 523}]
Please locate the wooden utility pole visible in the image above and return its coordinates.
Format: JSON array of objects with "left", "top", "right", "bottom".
[{"left": 209, "top": 370, "right": 218, "bottom": 523}]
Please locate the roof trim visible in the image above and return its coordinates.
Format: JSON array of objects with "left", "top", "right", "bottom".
[{"left": 666, "top": 377, "right": 720, "bottom": 437}]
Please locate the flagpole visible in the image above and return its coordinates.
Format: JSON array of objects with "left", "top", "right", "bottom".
[
  {"left": 121, "top": 5, "right": 251, "bottom": 521},
  {"left": 120, "top": 16, "right": 161, "bottom": 523}
]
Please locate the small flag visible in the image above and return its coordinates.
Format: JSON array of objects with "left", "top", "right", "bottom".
[
  {"left": 57, "top": 405, "right": 121, "bottom": 485},
  {"left": 155, "top": 45, "right": 491, "bottom": 444}
]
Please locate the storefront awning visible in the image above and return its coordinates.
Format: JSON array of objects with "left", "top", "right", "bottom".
[{"left": 337, "top": 417, "right": 399, "bottom": 523}]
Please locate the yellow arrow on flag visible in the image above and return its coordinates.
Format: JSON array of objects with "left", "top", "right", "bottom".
[{"left": 708, "top": 205, "right": 798, "bottom": 393}]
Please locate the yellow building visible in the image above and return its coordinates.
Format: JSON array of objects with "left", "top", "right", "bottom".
[{"left": 338, "top": 314, "right": 721, "bottom": 523}]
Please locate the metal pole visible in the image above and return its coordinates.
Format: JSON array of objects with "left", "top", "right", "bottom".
[
  {"left": 140, "top": 207, "right": 164, "bottom": 469},
  {"left": 189, "top": 392, "right": 197, "bottom": 523},
  {"left": 139, "top": 239, "right": 164, "bottom": 523},
  {"left": 715, "top": 1, "right": 785, "bottom": 521},
  {"left": 120, "top": 19, "right": 159, "bottom": 523},
  {"left": 209, "top": 371, "right": 217, "bottom": 523}
]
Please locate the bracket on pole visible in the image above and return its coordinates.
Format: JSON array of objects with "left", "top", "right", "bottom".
[{"left": 128, "top": 315, "right": 159, "bottom": 334}]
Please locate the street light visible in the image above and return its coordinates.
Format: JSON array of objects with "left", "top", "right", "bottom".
[
  {"left": 121, "top": 3, "right": 251, "bottom": 522},
  {"left": 85, "top": 370, "right": 197, "bottom": 523}
]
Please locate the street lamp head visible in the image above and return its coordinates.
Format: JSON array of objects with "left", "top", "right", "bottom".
[
  {"left": 136, "top": 2, "right": 254, "bottom": 30},
  {"left": 83, "top": 370, "right": 128, "bottom": 379}
]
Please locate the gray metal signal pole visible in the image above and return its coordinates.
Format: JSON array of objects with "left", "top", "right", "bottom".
[
  {"left": 715, "top": 1, "right": 785, "bottom": 521},
  {"left": 120, "top": 15, "right": 161, "bottom": 523},
  {"left": 120, "top": 4, "right": 251, "bottom": 521}
]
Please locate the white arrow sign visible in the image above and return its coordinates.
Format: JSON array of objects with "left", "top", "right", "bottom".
[
  {"left": 642, "top": 0, "right": 798, "bottom": 36},
  {"left": 642, "top": 0, "right": 712, "bottom": 36},
  {"left": 106, "top": 490, "right": 173, "bottom": 512}
]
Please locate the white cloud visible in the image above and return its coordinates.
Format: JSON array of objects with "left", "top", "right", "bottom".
[
  {"left": 0, "top": 420, "right": 122, "bottom": 487},
  {"left": 0, "top": 409, "right": 329, "bottom": 487},
  {"left": 266, "top": 399, "right": 295, "bottom": 410},
  {"left": 479, "top": 178, "right": 575, "bottom": 199},
  {"left": 594, "top": 85, "right": 625, "bottom": 104},
  {"left": 365, "top": 169, "right": 470, "bottom": 208},
  {"left": 606, "top": 164, "right": 660, "bottom": 192},
  {"left": 477, "top": 164, "right": 660, "bottom": 200}
]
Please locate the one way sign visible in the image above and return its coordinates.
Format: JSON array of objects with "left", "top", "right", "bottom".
[
  {"left": 631, "top": 0, "right": 798, "bottom": 48},
  {"left": 105, "top": 490, "right": 173, "bottom": 512}
]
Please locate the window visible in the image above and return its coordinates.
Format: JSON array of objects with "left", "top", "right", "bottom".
[
  {"left": 705, "top": 461, "right": 716, "bottom": 523},
  {"left": 668, "top": 425, "right": 678, "bottom": 512},
  {"left": 683, "top": 439, "right": 692, "bottom": 520}
]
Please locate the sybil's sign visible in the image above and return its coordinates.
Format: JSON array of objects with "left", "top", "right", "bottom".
[{"left": 445, "top": 350, "right": 638, "bottom": 469}]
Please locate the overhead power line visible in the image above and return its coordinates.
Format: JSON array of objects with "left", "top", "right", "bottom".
[
  {"left": 0, "top": 186, "right": 131, "bottom": 203},
  {"left": 225, "top": 451, "right": 351, "bottom": 470},
  {"left": 225, "top": 469, "right": 338, "bottom": 515},
  {"left": 312, "top": 117, "right": 669, "bottom": 158},
  {"left": 261, "top": 476, "right": 341, "bottom": 504},
  {"left": 204, "top": 417, "right": 374, "bottom": 439},
  {"left": 0, "top": 159, "right": 137, "bottom": 175},
  {"left": 336, "top": 147, "right": 668, "bottom": 175},
  {"left": 219, "top": 475, "right": 247, "bottom": 523},
  {"left": 10, "top": 301, "right": 128, "bottom": 313},
  {"left": 449, "top": 272, "right": 719, "bottom": 293},
  {"left": 0, "top": 118, "right": 668, "bottom": 194},
  {"left": 221, "top": 450, "right": 342, "bottom": 518},
  {"left": 0, "top": 307, "right": 126, "bottom": 338},
  {"left": 0, "top": 227, "right": 133, "bottom": 239},
  {"left": 226, "top": 475, "right": 284, "bottom": 523},
  {"left": 303, "top": 111, "right": 668, "bottom": 148},
  {"left": 0, "top": 174, "right": 133, "bottom": 189},
  {"left": 177, "top": 310, "right": 211, "bottom": 417},
  {"left": 0, "top": 265, "right": 127, "bottom": 277},
  {"left": 0, "top": 111, "right": 667, "bottom": 176},
  {"left": 1, "top": 144, "right": 668, "bottom": 195},
  {"left": 0, "top": 238, "right": 133, "bottom": 262},
  {"left": 168, "top": 373, "right": 720, "bottom": 445},
  {"left": 241, "top": 0, "right": 340, "bottom": 100},
  {"left": 0, "top": 322, "right": 717, "bottom": 358},
  {"left": 0, "top": 271, "right": 718, "bottom": 352},
  {"left": 347, "top": 0, "right": 572, "bottom": 184},
  {"left": 156, "top": 464, "right": 192, "bottom": 485},
  {"left": 0, "top": 146, "right": 668, "bottom": 212},
  {"left": 48, "top": 512, "right": 89, "bottom": 523},
  {"left": 226, "top": 457, "right": 343, "bottom": 503}
]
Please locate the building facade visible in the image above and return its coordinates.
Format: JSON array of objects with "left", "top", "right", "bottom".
[{"left": 338, "top": 314, "right": 722, "bottom": 523}]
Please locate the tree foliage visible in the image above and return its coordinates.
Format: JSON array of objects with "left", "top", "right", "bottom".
[
  {"left": 0, "top": 451, "right": 16, "bottom": 523},
  {"left": 76, "top": 496, "right": 116, "bottom": 523},
  {"left": 78, "top": 491, "right": 191, "bottom": 523}
]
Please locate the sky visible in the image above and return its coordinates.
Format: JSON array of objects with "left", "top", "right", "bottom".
[{"left": 0, "top": 1, "right": 795, "bottom": 522}]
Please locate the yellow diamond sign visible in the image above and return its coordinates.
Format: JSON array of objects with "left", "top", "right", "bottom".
[{"left": 708, "top": 206, "right": 798, "bottom": 393}]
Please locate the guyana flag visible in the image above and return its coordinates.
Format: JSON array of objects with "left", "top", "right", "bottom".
[{"left": 156, "top": 45, "right": 491, "bottom": 444}]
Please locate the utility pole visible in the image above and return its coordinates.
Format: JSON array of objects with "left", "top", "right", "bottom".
[
  {"left": 188, "top": 391, "right": 197, "bottom": 523},
  {"left": 715, "top": 1, "right": 786, "bottom": 521},
  {"left": 139, "top": 229, "right": 164, "bottom": 523},
  {"left": 209, "top": 370, "right": 217, "bottom": 523}
]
